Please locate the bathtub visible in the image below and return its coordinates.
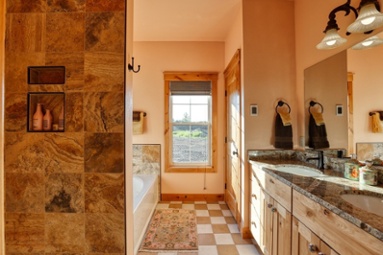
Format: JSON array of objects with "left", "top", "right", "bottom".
[{"left": 133, "top": 174, "right": 159, "bottom": 254}]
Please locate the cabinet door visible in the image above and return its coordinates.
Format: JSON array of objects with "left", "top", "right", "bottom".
[
  {"left": 292, "top": 217, "right": 339, "bottom": 255},
  {"left": 274, "top": 202, "right": 292, "bottom": 255}
]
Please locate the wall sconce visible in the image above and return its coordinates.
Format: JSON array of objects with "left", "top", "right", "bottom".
[
  {"left": 347, "top": 0, "right": 383, "bottom": 33},
  {"left": 316, "top": 0, "right": 358, "bottom": 50},
  {"left": 351, "top": 34, "right": 383, "bottom": 49},
  {"left": 317, "top": 0, "right": 383, "bottom": 50}
]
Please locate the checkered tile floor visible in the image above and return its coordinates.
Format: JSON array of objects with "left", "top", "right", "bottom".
[{"left": 137, "top": 201, "right": 262, "bottom": 255}]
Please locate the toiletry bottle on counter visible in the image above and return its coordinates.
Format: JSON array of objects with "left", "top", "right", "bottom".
[
  {"left": 43, "top": 109, "right": 53, "bottom": 131},
  {"left": 344, "top": 154, "right": 362, "bottom": 181},
  {"left": 33, "top": 103, "right": 43, "bottom": 131},
  {"left": 359, "top": 160, "right": 378, "bottom": 186}
]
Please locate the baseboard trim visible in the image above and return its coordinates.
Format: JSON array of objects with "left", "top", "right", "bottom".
[{"left": 161, "top": 193, "right": 224, "bottom": 202}]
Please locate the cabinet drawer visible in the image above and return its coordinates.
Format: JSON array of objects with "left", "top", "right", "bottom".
[
  {"left": 253, "top": 169, "right": 291, "bottom": 211},
  {"left": 293, "top": 190, "right": 383, "bottom": 255},
  {"left": 250, "top": 203, "right": 261, "bottom": 245}
]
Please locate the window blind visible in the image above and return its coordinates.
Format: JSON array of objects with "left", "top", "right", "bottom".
[{"left": 170, "top": 81, "right": 211, "bottom": 95}]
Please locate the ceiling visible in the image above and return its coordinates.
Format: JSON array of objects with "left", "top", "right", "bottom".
[{"left": 133, "top": 0, "right": 241, "bottom": 41}]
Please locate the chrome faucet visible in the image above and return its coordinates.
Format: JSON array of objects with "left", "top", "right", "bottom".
[{"left": 306, "top": 150, "right": 324, "bottom": 170}]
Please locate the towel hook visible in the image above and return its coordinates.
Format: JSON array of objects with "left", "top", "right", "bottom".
[
  {"left": 309, "top": 100, "right": 324, "bottom": 114},
  {"left": 275, "top": 100, "right": 291, "bottom": 113},
  {"left": 128, "top": 57, "right": 141, "bottom": 73}
]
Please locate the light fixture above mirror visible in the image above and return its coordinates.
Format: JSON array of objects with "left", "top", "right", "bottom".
[
  {"left": 351, "top": 34, "right": 383, "bottom": 49},
  {"left": 317, "top": 0, "right": 383, "bottom": 50}
]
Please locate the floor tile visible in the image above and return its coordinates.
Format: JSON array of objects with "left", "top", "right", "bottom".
[
  {"left": 224, "top": 216, "right": 237, "bottom": 224},
  {"left": 207, "top": 203, "right": 221, "bottom": 210},
  {"left": 169, "top": 203, "right": 182, "bottom": 208},
  {"left": 228, "top": 223, "right": 240, "bottom": 233},
  {"left": 194, "top": 204, "right": 208, "bottom": 210},
  {"left": 232, "top": 233, "right": 254, "bottom": 244},
  {"left": 222, "top": 210, "right": 232, "bottom": 216},
  {"left": 196, "top": 216, "right": 211, "bottom": 224},
  {"left": 197, "top": 224, "right": 213, "bottom": 233},
  {"left": 236, "top": 244, "right": 262, "bottom": 255},
  {"left": 182, "top": 204, "right": 195, "bottom": 210},
  {"left": 214, "top": 233, "right": 235, "bottom": 244},
  {"left": 156, "top": 203, "right": 170, "bottom": 209},
  {"left": 217, "top": 245, "right": 240, "bottom": 255},
  {"left": 209, "top": 210, "right": 223, "bottom": 216},
  {"left": 198, "top": 233, "right": 216, "bottom": 245},
  {"left": 212, "top": 224, "right": 230, "bottom": 233},
  {"left": 198, "top": 245, "right": 218, "bottom": 255},
  {"left": 210, "top": 216, "right": 226, "bottom": 224},
  {"left": 196, "top": 210, "right": 209, "bottom": 217}
]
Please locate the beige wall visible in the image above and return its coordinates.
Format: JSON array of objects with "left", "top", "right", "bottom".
[{"left": 132, "top": 41, "right": 226, "bottom": 194}]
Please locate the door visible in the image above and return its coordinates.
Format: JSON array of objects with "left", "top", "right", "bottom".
[{"left": 224, "top": 49, "right": 241, "bottom": 224}]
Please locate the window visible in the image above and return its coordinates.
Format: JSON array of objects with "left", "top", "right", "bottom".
[{"left": 164, "top": 72, "right": 218, "bottom": 173}]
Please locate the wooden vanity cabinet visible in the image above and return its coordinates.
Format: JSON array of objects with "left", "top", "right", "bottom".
[
  {"left": 293, "top": 190, "right": 383, "bottom": 255},
  {"left": 250, "top": 165, "right": 292, "bottom": 255},
  {"left": 292, "top": 217, "right": 339, "bottom": 255}
]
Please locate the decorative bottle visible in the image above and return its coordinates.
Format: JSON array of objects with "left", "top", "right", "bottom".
[
  {"left": 32, "top": 103, "right": 43, "bottom": 131},
  {"left": 58, "top": 106, "right": 64, "bottom": 131},
  {"left": 43, "top": 109, "right": 53, "bottom": 131}
]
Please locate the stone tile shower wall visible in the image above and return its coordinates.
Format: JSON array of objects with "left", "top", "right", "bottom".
[
  {"left": 4, "top": 0, "right": 126, "bottom": 254},
  {"left": 133, "top": 144, "right": 161, "bottom": 176}
]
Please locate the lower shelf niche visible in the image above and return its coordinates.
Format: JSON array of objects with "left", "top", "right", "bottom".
[{"left": 28, "top": 92, "right": 65, "bottom": 132}]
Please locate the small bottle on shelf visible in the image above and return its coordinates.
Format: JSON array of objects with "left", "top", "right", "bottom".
[
  {"left": 43, "top": 109, "right": 53, "bottom": 131},
  {"left": 32, "top": 103, "right": 43, "bottom": 131},
  {"left": 58, "top": 105, "right": 64, "bottom": 131}
]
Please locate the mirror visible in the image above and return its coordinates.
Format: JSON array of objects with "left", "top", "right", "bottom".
[{"left": 304, "top": 32, "right": 383, "bottom": 155}]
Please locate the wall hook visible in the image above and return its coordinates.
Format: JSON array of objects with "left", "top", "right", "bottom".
[{"left": 128, "top": 57, "right": 141, "bottom": 73}]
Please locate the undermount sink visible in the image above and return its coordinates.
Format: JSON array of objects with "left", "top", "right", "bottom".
[
  {"left": 273, "top": 165, "right": 325, "bottom": 177},
  {"left": 341, "top": 194, "right": 383, "bottom": 217}
]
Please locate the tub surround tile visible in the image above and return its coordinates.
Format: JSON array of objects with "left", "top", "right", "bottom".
[
  {"left": 84, "top": 52, "right": 124, "bottom": 92},
  {"left": 46, "top": 13, "right": 84, "bottom": 52},
  {"left": 85, "top": 173, "right": 124, "bottom": 213},
  {"left": 5, "top": 213, "right": 45, "bottom": 253},
  {"left": 83, "top": 92, "right": 124, "bottom": 132},
  {"left": 65, "top": 92, "right": 84, "bottom": 132},
  {"left": 6, "top": 13, "right": 46, "bottom": 52},
  {"left": 4, "top": 93, "right": 27, "bottom": 131},
  {"left": 5, "top": 173, "right": 45, "bottom": 213},
  {"left": 7, "top": 0, "right": 47, "bottom": 12},
  {"left": 46, "top": 52, "right": 85, "bottom": 91},
  {"left": 85, "top": 133, "right": 124, "bottom": 173},
  {"left": 86, "top": 0, "right": 125, "bottom": 12},
  {"left": 85, "top": 213, "right": 125, "bottom": 253},
  {"left": 44, "top": 133, "right": 84, "bottom": 174},
  {"left": 5, "top": 133, "right": 45, "bottom": 173},
  {"left": 47, "top": 0, "right": 86, "bottom": 12},
  {"left": 133, "top": 144, "right": 161, "bottom": 176},
  {"left": 45, "top": 173, "right": 84, "bottom": 213},
  {"left": 85, "top": 12, "right": 125, "bottom": 52},
  {"left": 45, "top": 213, "right": 86, "bottom": 253}
]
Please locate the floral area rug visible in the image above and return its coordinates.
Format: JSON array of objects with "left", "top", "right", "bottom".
[{"left": 140, "top": 209, "right": 198, "bottom": 252}]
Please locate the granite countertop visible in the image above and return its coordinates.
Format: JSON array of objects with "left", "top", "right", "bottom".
[{"left": 249, "top": 158, "right": 383, "bottom": 242}]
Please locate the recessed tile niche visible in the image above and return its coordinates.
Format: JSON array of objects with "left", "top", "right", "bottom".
[
  {"left": 27, "top": 92, "right": 65, "bottom": 132},
  {"left": 28, "top": 66, "right": 65, "bottom": 84}
]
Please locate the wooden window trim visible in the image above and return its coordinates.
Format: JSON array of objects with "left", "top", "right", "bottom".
[{"left": 164, "top": 71, "right": 218, "bottom": 173}]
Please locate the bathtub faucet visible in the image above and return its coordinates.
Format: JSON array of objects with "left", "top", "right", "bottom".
[{"left": 306, "top": 150, "right": 324, "bottom": 170}]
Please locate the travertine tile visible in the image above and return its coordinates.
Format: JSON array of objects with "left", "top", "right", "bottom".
[
  {"left": 4, "top": 93, "right": 27, "bottom": 131},
  {"left": 45, "top": 213, "right": 86, "bottom": 253},
  {"left": 198, "top": 234, "right": 216, "bottom": 245},
  {"left": 7, "top": 0, "right": 47, "bottom": 12},
  {"left": 43, "top": 133, "right": 84, "bottom": 174},
  {"left": 47, "top": 0, "right": 85, "bottom": 12},
  {"left": 84, "top": 52, "right": 124, "bottom": 92},
  {"left": 86, "top": 0, "right": 125, "bottom": 12},
  {"left": 5, "top": 173, "right": 45, "bottom": 213},
  {"left": 5, "top": 133, "right": 46, "bottom": 173},
  {"left": 46, "top": 52, "right": 85, "bottom": 91},
  {"left": 85, "top": 173, "right": 124, "bottom": 213},
  {"left": 85, "top": 12, "right": 125, "bottom": 52},
  {"left": 5, "top": 52, "right": 45, "bottom": 93},
  {"left": 83, "top": 92, "right": 124, "bottom": 132},
  {"left": 85, "top": 213, "right": 125, "bottom": 253},
  {"left": 45, "top": 173, "right": 84, "bottom": 213},
  {"left": 65, "top": 92, "right": 84, "bottom": 132},
  {"left": 217, "top": 245, "right": 239, "bottom": 255},
  {"left": 5, "top": 213, "right": 45, "bottom": 253},
  {"left": 6, "top": 13, "right": 45, "bottom": 52},
  {"left": 84, "top": 133, "right": 124, "bottom": 173},
  {"left": 46, "top": 13, "right": 84, "bottom": 52}
]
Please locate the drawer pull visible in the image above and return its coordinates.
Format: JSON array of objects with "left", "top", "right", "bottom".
[
  {"left": 271, "top": 207, "right": 277, "bottom": 213},
  {"left": 317, "top": 253, "right": 325, "bottom": 255},
  {"left": 269, "top": 178, "right": 275, "bottom": 184},
  {"left": 251, "top": 194, "right": 257, "bottom": 199},
  {"left": 323, "top": 209, "right": 330, "bottom": 216},
  {"left": 267, "top": 203, "right": 273, "bottom": 208},
  {"left": 308, "top": 244, "right": 317, "bottom": 252},
  {"left": 251, "top": 221, "right": 256, "bottom": 227}
]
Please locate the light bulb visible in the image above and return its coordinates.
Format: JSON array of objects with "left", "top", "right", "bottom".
[
  {"left": 361, "top": 16, "right": 376, "bottom": 25},
  {"left": 362, "top": 40, "right": 374, "bottom": 46},
  {"left": 326, "top": 40, "right": 337, "bottom": 46}
]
